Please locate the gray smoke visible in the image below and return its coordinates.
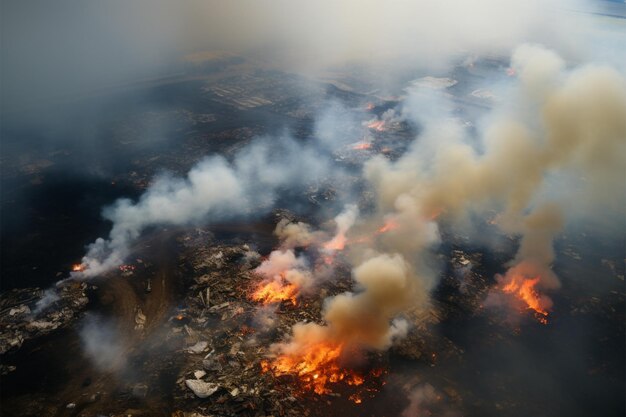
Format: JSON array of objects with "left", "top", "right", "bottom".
[{"left": 76, "top": 135, "right": 333, "bottom": 277}]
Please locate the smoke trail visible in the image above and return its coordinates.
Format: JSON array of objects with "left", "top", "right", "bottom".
[{"left": 76, "top": 135, "right": 333, "bottom": 277}]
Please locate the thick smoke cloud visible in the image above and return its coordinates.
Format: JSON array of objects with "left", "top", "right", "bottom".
[
  {"left": 3, "top": 0, "right": 605, "bottom": 116},
  {"left": 270, "top": 43, "right": 626, "bottom": 363}
]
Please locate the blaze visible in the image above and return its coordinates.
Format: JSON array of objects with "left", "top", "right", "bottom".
[
  {"left": 501, "top": 274, "right": 550, "bottom": 323},
  {"left": 71, "top": 263, "right": 86, "bottom": 272},
  {"left": 377, "top": 218, "right": 399, "bottom": 234},
  {"left": 261, "top": 341, "right": 364, "bottom": 395},
  {"left": 352, "top": 142, "right": 372, "bottom": 150},
  {"left": 323, "top": 234, "right": 347, "bottom": 251},
  {"left": 251, "top": 279, "right": 299, "bottom": 305},
  {"left": 366, "top": 120, "right": 386, "bottom": 131}
]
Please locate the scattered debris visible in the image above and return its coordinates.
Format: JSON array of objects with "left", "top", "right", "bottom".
[
  {"left": 185, "top": 379, "right": 220, "bottom": 398},
  {"left": 0, "top": 282, "right": 90, "bottom": 355}
]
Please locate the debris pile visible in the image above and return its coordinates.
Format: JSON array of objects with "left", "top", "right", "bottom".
[
  {"left": 0, "top": 281, "right": 90, "bottom": 368},
  {"left": 170, "top": 232, "right": 386, "bottom": 416}
]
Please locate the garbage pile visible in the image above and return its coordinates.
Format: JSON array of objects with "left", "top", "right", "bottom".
[
  {"left": 170, "top": 234, "right": 380, "bottom": 416},
  {"left": 0, "top": 281, "right": 90, "bottom": 365}
]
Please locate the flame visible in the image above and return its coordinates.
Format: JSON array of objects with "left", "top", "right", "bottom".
[
  {"left": 323, "top": 233, "right": 347, "bottom": 251},
  {"left": 366, "top": 120, "right": 386, "bottom": 131},
  {"left": 365, "top": 102, "right": 375, "bottom": 111},
  {"left": 71, "top": 263, "right": 85, "bottom": 272},
  {"left": 352, "top": 142, "right": 373, "bottom": 150},
  {"left": 501, "top": 274, "right": 550, "bottom": 323},
  {"left": 261, "top": 341, "right": 364, "bottom": 395},
  {"left": 377, "top": 218, "right": 399, "bottom": 234},
  {"left": 252, "top": 279, "right": 299, "bottom": 305}
]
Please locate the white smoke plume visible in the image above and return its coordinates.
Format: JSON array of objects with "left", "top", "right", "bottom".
[
  {"left": 76, "top": 136, "right": 333, "bottom": 277},
  {"left": 322, "top": 204, "right": 359, "bottom": 252}
]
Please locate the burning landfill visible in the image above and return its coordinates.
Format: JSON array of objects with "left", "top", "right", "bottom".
[{"left": 1, "top": 5, "right": 625, "bottom": 415}]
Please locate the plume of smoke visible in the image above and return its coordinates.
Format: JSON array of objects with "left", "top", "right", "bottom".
[
  {"left": 365, "top": 44, "right": 626, "bottom": 295},
  {"left": 33, "top": 289, "right": 61, "bottom": 315},
  {"left": 272, "top": 253, "right": 425, "bottom": 355},
  {"left": 322, "top": 204, "right": 359, "bottom": 252},
  {"left": 75, "top": 136, "right": 332, "bottom": 277},
  {"left": 274, "top": 219, "right": 319, "bottom": 249},
  {"left": 254, "top": 249, "right": 314, "bottom": 293},
  {"left": 271, "top": 43, "right": 625, "bottom": 366},
  {"left": 79, "top": 314, "right": 127, "bottom": 372}
]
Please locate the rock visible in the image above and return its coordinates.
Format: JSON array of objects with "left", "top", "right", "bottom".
[
  {"left": 9, "top": 305, "right": 30, "bottom": 316},
  {"left": 66, "top": 403, "right": 76, "bottom": 409},
  {"left": 132, "top": 383, "right": 149, "bottom": 398},
  {"left": 185, "top": 379, "right": 220, "bottom": 398},
  {"left": 193, "top": 370, "right": 206, "bottom": 379},
  {"left": 135, "top": 308, "right": 147, "bottom": 330},
  {"left": 187, "top": 341, "right": 208, "bottom": 354}
]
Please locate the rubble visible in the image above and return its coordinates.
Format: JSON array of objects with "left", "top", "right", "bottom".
[
  {"left": 0, "top": 281, "right": 90, "bottom": 355},
  {"left": 185, "top": 380, "right": 220, "bottom": 398}
]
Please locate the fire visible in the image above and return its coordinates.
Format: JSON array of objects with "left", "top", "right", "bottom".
[
  {"left": 323, "top": 234, "right": 347, "bottom": 251},
  {"left": 252, "top": 279, "right": 299, "bottom": 305},
  {"left": 352, "top": 142, "right": 372, "bottom": 150},
  {"left": 501, "top": 274, "right": 550, "bottom": 323},
  {"left": 377, "top": 218, "right": 399, "bottom": 234},
  {"left": 71, "top": 263, "right": 85, "bottom": 272},
  {"left": 261, "top": 341, "right": 364, "bottom": 395},
  {"left": 365, "top": 102, "right": 375, "bottom": 111},
  {"left": 366, "top": 120, "right": 386, "bottom": 131}
]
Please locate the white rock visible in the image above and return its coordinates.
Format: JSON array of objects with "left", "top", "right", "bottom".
[
  {"left": 187, "top": 341, "right": 208, "bottom": 354},
  {"left": 185, "top": 379, "right": 220, "bottom": 398},
  {"left": 194, "top": 370, "right": 206, "bottom": 379}
]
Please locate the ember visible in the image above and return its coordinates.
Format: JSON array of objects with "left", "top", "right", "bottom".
[
  {"left": 71, "top": 263, "right": 86, "bottom": 272},
  {"left": 377, "top": 218, "right": 399, "bottom": 234},
  {"left": 352, "top": 142, "right": 372, "bottom": 151},
  {"left": 366, "top": 120, "right": 386, "bottom": 131}
]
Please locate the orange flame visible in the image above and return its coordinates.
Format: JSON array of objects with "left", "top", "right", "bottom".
[
  {"left": 72, "top": 263, "right": 85, "bottom": 272},
  {"left": 501, "top": 275, "right": 549, "bottom": 323},
  {"left": 251, "top": 280, "right": 299, "bottom": 305},
  {"left": 377, "top": 218, "right": 399, "bottom": 234},
  {"left": 366, "top": 120, "right": 386, "bottom": 131},
  {"left": 352, "top": 142, "right": 373, "bottom": 150},
  {"left": 261, "top": 341, "right": 364, "bottom": 395},
  {"left": 323, "top": 234, "right": 347, "bottom": 251}
]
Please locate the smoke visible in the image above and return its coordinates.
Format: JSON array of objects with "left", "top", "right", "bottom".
[
  {"left": 274, "top": 219, "right": 320, "bottom": 249},
  {"left": 4, "top": 0, "right": 607, "bottom": 119},
  {"left": 253, "top": 249, "right": 314, "bottom": 295},
  {"left": 365, "top": 44, "right": 626, "bottom": 294},
  {"left": 402, "top": 384, "right": 460, "bottom": 417},
  {"left": 268, "top": 43, "right": 626, "bottom": 366},
  {"left": 322, "top": 204, "right": 359, "bottom": 252},
  {"left": 33, "top": 289, "right": 61, "bottom": 315},
  {"left": 79, "top": 314, "right": 127, "bottom": 372},
  {"left": 76, "top": 135, "right": 333, "bottom": 277}
]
